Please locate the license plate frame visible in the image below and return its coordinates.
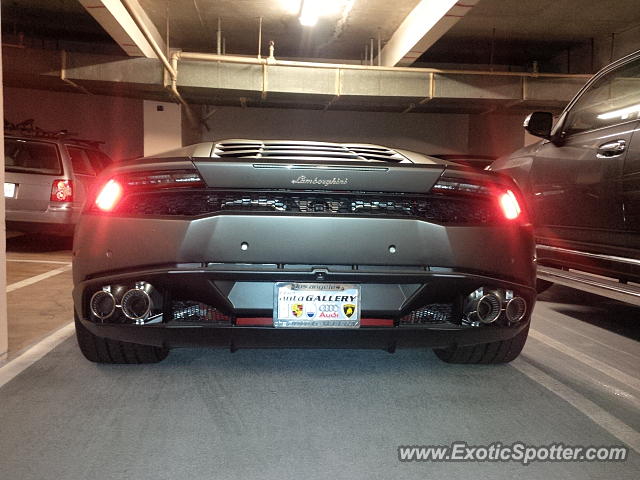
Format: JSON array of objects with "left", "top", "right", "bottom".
[{"left": 274, "top": 282, "right": 361, "bottom": 328}]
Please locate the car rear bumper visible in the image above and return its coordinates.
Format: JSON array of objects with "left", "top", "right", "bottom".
[
  {"left": 6, "top": 220, "right": 75, "bottom": 236},
  {"left": 6, "top": 205, "right": 79, "bottom": 235},
  {"left": 76, "top": 314, "right": 530, "bottom": 350},
  {"left": 72, "top": 213, "right": 536, "bottom": 285},
  {"left": 73, "top": 265, "right": 536, "bottom": 349},
  {"left": 73, "top": 213, "right": 536, "bottom": 349}
]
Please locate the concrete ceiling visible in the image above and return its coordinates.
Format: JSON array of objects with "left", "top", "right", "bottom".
[
  {"left": 419, "top": 0, "right": 640, "bottom": 67},
  {"left": 3, "top": 0, "right": 640, "bottom": 68},
  {"left": 1, "top": 0, "right": 113, "bottom": 45},
  {"left": 138, "top": 0, "right": 420, "bottom": 60},
  {"left": 443, "top": 0, "right": 640, "bottom": 42}
]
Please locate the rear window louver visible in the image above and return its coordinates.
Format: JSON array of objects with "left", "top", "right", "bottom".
[{"left": 213, "top": 141, "right": 406, "bottom": 162}]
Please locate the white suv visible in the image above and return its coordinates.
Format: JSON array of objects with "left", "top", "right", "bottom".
[{"left": 4, "top": 130, "right": 112, "bottom": 236}]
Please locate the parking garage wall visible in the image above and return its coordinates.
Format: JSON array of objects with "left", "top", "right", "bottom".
[
  {"left": 198, "top": 107, "right": 471, "bottom": 156},
  {"left": 549, "top": 26, "right": 640, "bottom": 74},
  {"left": 3, "top": 87, "right": 144, "bottom": 161},
  {"left": 467, "top": 113, "right": 528, "bottom": 158}
]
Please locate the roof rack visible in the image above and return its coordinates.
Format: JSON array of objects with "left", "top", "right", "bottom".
[
  {"left": 65, "top": 138, "right": 105, "bottom": 148},
  {"left": 4, "top": 119, "right": 104, "bottom": 148}
]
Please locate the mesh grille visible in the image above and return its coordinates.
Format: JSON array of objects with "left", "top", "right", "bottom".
[
  {"left": 172, "top": 301, "right": 232, "bottom": 323},
  {"left": 400, "top": 304, "right": 456, "bottom": 325},
  {"left": 214, "top": 141, "right": 406, "bottom": 162},
  {"left": 117, "top": 190, "right": 499, "bottom": 224}
]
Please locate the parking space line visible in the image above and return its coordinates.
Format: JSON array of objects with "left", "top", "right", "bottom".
[
  {"left": 536, "top": 318, "right": 640, "bottom": 362},
  {"left": 512, "top": 358, "right": 640, "bottom": 454},
  {"left": 529, "top": 328, "right": 640, "bottom": 392},
  {"left": 6, "top": 265, "right": 72, "bottom": 293},
  {"left": 0, "top": 322, "right": 75, "bottom": 389},
  {"left": 6, "top": 259, "right": 72, "bottom": 265}
]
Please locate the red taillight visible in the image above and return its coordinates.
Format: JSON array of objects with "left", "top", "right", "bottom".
[
  {"left": 499, "top": 190, "right": 522, "bottom": 220},
  {"left": 431, "top": 176, "right": 527, "bottom": 224},
  {"left": 91, "top": 170, "right": 204, "bottom": 213},
  {"left": 95, "top": 179, "right": 123, "bottom": 212},
  {"left": 50, "top": 179, "right": 73, "bottom": 202}
]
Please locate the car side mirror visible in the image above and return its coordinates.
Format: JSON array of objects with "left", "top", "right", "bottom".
[{"left": 523, "top": 112, "right": 553, "bottom": 139}]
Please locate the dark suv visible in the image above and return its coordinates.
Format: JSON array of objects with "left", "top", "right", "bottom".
[{"left": 490, "top": 50, "right": 640, "bottom": 298}]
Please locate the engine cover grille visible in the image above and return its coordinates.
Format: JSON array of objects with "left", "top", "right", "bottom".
[
  {"left": 399, "top": 304, "right": 456, "bottom": 325},
  {"left": 117, "top": 190, "right": 500, "bottom": 224}
]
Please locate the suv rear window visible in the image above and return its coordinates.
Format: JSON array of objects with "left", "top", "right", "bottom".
[
  {"left": 67, "top": 146, "right": 95, "bottom": 176},
  {"left": 85, "top": 149, "right": 112, "bottom": 172},
  {"left": 4, "top": 138, "right": 62, "bottom": 175}
]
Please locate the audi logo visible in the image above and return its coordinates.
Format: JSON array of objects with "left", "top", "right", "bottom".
[{"left": 318, "top": 304, "right": 339, "bottom": 312}]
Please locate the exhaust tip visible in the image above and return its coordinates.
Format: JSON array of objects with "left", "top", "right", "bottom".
[
  {"left": 476, "top": 293, "right": 502, "bottom": 324},
  {"left": 90, "top": 290, "right": 116, "bottom": 320},
  {"left": 505, "top": 296, "right": 527, "bottom": 323},
  {"left": 121, "top": 288, "right": 152, "bottom": 321}
]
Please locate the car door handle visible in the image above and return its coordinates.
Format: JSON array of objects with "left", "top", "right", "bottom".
[{"left": 596, "top": 139, "right": 626, "bottom": 158}]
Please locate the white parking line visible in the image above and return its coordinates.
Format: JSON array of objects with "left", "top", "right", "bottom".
[
  {"left": 512, "top": 358, "right": 640, "bottom": 454},
  {"left": 536, "top": 318, "right": 640, "bottom": 363},
  {"left": 529, "top": 328, "right": 640, "bottom": 392},
  {"left": 6, "top": 265, "right": 72, "bottom": 293},
  {"left": 6, "top": 259, "right": 71, "bottom": 265},
  {"left": 0, "top": 322, "right": 75, "bottom": 389}
]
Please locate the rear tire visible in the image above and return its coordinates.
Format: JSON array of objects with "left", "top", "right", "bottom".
[
  {"left": 433, "top": 325, "right": 529, "bottom": 364},
  {"left": 75, "top": 315, "right": 169, "bottom": 364}
]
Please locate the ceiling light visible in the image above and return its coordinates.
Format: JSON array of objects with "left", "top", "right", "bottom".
[
  {"left": 280, "top": 0, "right": 301, "bottom": 15},
  {"left": 299, "top": 1, "right": 319, "bottom": 26},
  {"left": 298, "top": 0, "right": 347, "bottom": 27}
]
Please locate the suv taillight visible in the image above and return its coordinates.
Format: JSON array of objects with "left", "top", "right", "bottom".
[{"left": 50, "top": 179, "right": 73, "bottom": 202}]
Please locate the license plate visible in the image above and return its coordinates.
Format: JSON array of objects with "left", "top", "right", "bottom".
[
  {"left": 4, "top": 183, "right": 16, "bottom": 198},
  {"left": 274, "top": 283, "right": 361, "bottom": 328}
]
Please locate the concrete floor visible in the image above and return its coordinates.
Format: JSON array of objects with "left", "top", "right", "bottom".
[
  {"left": 0, "top": 234, "right": 638, "bottom": 479},
  {"left": 5, "top": 234, "right": 73, "bottom": 355}
]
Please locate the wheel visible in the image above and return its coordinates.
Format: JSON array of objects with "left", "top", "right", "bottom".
[
  {"left": 536, "top": 278, "right": 554, "bottom": 294},
  {"left": 433, "top": 325, "right": 529, "bottom": 364},
  {"left": 74, "top": 315, "right": 169, "bottom": 364}
]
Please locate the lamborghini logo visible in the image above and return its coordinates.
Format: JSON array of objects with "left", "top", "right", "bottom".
[
  {"left": 343, "top": 304, "right": 356, "bottom": 318},
  {"left": 291, "top": 303, "right": 304, "bottom": 318}
]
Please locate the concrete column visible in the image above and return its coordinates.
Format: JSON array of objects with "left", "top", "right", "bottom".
[
  {"left": 0, "top": 12, "right": 8, "bottom": 360},
  {"left": 143, "top": 100, "right": 182, "bottom": 156}
]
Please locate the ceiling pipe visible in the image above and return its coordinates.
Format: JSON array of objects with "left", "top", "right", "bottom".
[
  {"left": 370, "top": 38, "right": 374, "bottom": 65},
  {"left": 171, "top": 51, "right": 591, "bottom": 79},
  {"left": 257, "top": 17, "right": 263, "bottom": 59},
  {"left": 120, "top": 0, "right": 197, "bottom": 126}
]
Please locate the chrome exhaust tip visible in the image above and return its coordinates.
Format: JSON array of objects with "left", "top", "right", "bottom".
[
  {"left": 89, "top": 289, "right": 116, "bottom": 320},
  {"left": 475, "top": 293, "right": 502, "bottom": 324},
  {"left": 505, "top": 296, "right": 527, "bottom": 323},
  {"left": 464, "top": 288, "right": 502, "bottom": 325},
  {"left": 121, "top": 287, "right": 152, "bottom": 322}
]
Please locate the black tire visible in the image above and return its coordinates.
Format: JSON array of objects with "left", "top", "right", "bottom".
[
  {"left": 75, "top": 315, "right": 169, "bottom": 364},
  {"left": 433, "top": 325, "right": 529, "bottom": 364},
  {"left": 536, "top": 278, "right": 554, "bottom": 294}
]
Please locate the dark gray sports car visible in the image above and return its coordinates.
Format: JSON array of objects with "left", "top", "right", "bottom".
[{"left": 72, "top": 140, "right": 536, "bottom": 364}]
